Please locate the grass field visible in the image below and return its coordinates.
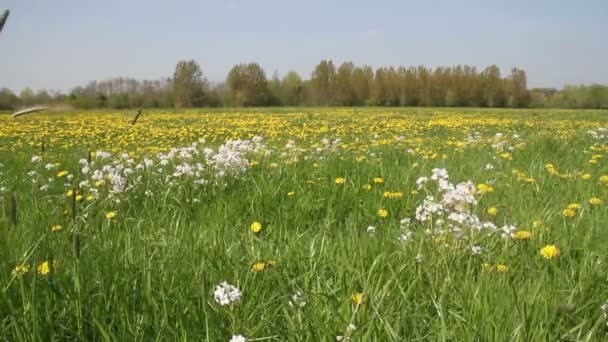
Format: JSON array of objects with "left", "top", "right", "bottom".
[{"left": 1, "top": 107, "right": 607, "bottom": 341}]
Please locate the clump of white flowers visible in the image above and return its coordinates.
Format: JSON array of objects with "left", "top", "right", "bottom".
[
  {"left": 229, "top": 335, "right": 246, "bottom": 342},
  {"left": 213, "top": 281, "right": 242, "bottom": 306},
  {"left": 289, "top": 290, "right": 306, "bottom": 308},
  {"left": 414, "top": 168, "right": 518, "bottom": 241}
]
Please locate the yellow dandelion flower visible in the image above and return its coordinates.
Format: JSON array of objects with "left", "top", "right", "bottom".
[
  {"left": 562, "top": 208, "right": 576, "bottom": 218},
  {"left": 351, "top": 292, "right": 366, "bottom": 305},
  {"left": 487, "top": 207, "right": 498, "bottom": 216},
  {"left": 86, "top": 195, "right": 94, "bottom": 202},
  {"left": 57, "top": 170, "right": 69, "bottom": 178},
  {"left": 250, "top": 221, "right": 262, "bottom": 233},
  {"left": 363, "top": 184, "right": 372, "bottom": 191},
  {"left": 66, "top": 190, "right": 74, "bottom": 197},
  {"left": 75, "top": 195, "right": 83, "bottom": 201},
  {"left": 589, "top": 197, "right": 603, "bottom": 205},
  {"left": 513, "top": 230, "right": 532, "bottom": 240},
  {"left": 105, "top": 211, "right": 117, "bottom": 220},
  {"left": 581, "top": 173, "right": 592, "bottom": 180},
  {"left": 251, "top": 262, "right": 267, "bottom": 272},
  {"left": 335, "top": 177, "right": 346, "bottom": 184},
  {"left": 495, "top": 264, "right": 509, "bottom": 273},
  {"left": 37, "top": 260, "right": 58, "bottom": 276},
  {"left": 567, "top": 203, "right": 581, "bottom": 210},
  {"left": 373, "top": 177, "right": 384, "bottom": 184},
  {"left": 51, "top": 225, "right": 62, "bottom": 232},
  {"left": 476, "top": 183, "right": 494, "bottom": 194},
  {"left": 600, "top": 175, "right": 608, "bottom": 184},
  {"left": 540, "top": 245, "right": 560, "bottom": 260},
  {"left": 499, "top": 152, "right": 512, "bottom": 160},
  {"left": 377, "top": 209, "right": 389, "bottom": 218},
  {"left": 12, "top": 264, "right": 30, "bottom": 278},
  {"left": 383, "top": 191, "right": 404, "bottom": 199}
]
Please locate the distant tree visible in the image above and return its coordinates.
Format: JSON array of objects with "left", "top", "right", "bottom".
[
  {"left": 481, "top": 65, "right": 505, "bottom": 107},
  {"left": 0, "top": 88, "right": 19, "bottom": 110},
  {"left": 333, "top": 62, "right": 355, "bottom": 105},
  {"left": 351, "top": 66, "right": 373, "bottom": 105},
  {"left": 280, "top": 71, "right": 304, "bottom": 106},
  {"left": 310, "top": 60, "right": 336, "bottom": 106},
  {"left": 506, "top": 68, "right": 529, "bottom": 107},
  {"left": 227, "top": 63, "right": 271, "bottom": 106},
  {"left": 173, "top": 60, "right": 209, "bottom": 107}
]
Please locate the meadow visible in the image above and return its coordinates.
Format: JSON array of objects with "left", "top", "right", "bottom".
[{"left": 0, "top": 107, "right": 607, "bottom": 341}]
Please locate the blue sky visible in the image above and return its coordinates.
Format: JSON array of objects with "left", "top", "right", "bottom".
[{"left": 1, "top": 0, "right": 607, "bottom": 93}]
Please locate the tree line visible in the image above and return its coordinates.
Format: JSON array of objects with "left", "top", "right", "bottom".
[{"left": 1, "top": 60, "right": 607, "bottom": 110}]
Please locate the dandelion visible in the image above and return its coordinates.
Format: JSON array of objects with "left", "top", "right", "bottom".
[
  {"left": 540, "top": 244, "right": 561, "bottom": 260},
  {"left": 589, "top": 197, "right": 603, "bottom": 205},
  {"left": 251, "top": 262, "right": 267, "bottom": 272},
  {"left": 487, "top": 207, "right": 498, "bottom": 216},
  {"left": 562, "top": 208, "right": 576, "bottom": 218},
  {"left": 12, "top": 264, "right": 29, "bottom": 278},
  {"left": 250, "top": 221, "right": 262, "bottom": 233},
  {"left": 105, "top": 211, "right": 117, "bottom": 220},
  {"left": 581, "top": 173, "right": 592, "bottom": 180},
  {"left": 373, "top": 177, "right": 384, "bottom": 184},
  {"left": 383, "top": 191, "right": 404, "bottom": 199},
  {"left": 600, "top": 175, "right": 608, "bottom": 184},
  {"left": 513, "top": 230, "right": 532, "bottom": 240},
  {"left": 86, "top": 195, "right": 94, "bottom": 202},
  {"left": 377, "top": 208, "right": 389, "bottom": 218},
  {"left": 363, "top": 184, "right": 372, "bottom": 191},
  {"left": 499, "top": 152, "right": 512, "bottom": 160},
  {"left": 214, "top": 281, "right": 242, "bottom": 306},
  {"left": 66, "top": 190, "right": 74, "bottom": 197},
  {"left": 476, "top": 183, "right": 494, "bottom": 194},
  {"left": 351, "top": 292, "right": 366, "bottom": 305},
  {"left": 335, "top": 177, "right": 346, "bottom": 185},
  {"left": 495, "top": 264, "right": 509, "bottom": 273},
  {"left": 567, "top": 203, "right": 581, "bottom": 210},
  {"left": 51, "top": 224, "right": 62, "bottom": 232},
  {"left": 57, "top": 170, "right": 69, "bottom": 178},
  {"left": 37, "top": 260, "right": 58, "bottom": 276}
]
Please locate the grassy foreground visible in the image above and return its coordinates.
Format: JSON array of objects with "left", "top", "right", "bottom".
[{"left": 1, "top": 108, "right": 607, "bottom": 341}]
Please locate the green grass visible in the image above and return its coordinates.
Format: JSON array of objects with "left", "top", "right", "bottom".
[{"left": 0, "top": 108, "right": 607, "bottom": 341}]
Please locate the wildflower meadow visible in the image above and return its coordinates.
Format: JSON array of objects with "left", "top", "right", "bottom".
[{"left": 0, "top": 107, "right": 607, "bottom": 340}]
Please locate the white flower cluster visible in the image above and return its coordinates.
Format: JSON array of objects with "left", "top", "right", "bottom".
[
  {"left": 229, "top": 335, "right": 246, "bottom": 342},
  {"left": 205, "top": 138, "right": 268, "bottom": 179},
  {"left": 214, "top": 281, "right": 242, "bottom": 306},
  {"left": 587, "top": 127, "right": 608, "bottom": 140},
  {"left": 414, "top": 168, "right": 517, "bottom": 241}
]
